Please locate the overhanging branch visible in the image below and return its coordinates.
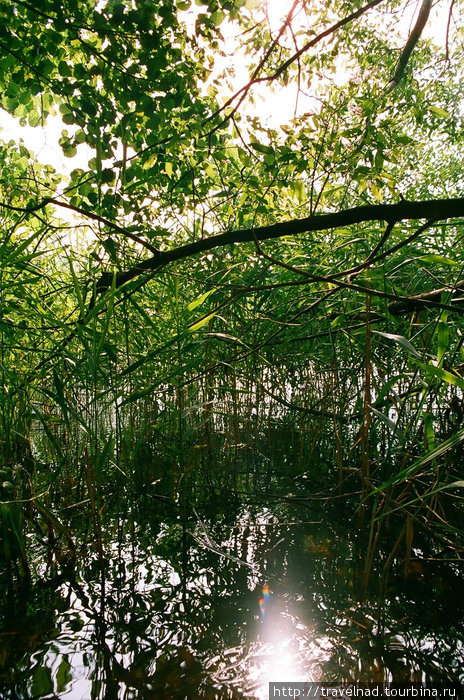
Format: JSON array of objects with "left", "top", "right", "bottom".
[
  {"left": 6, "top": 194, "right": 464, "bottom": 312},
  {"left": 95, "top": 197, "right": 464, "bottom": 292}
]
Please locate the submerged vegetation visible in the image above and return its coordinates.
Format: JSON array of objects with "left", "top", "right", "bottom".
[{"left": 1, "top": 0, "right": 464, "bottom": 694}]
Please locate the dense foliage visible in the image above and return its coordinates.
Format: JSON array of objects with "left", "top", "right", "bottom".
[{"left": 1, "top": 0, "right": 464, "bottom": 585}]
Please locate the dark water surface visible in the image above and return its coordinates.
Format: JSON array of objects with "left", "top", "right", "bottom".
[{"left": 1, "top": 475, "right": 464, "bottom": 699}]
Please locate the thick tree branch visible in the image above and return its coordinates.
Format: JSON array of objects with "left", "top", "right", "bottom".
[
  {"left": 7, "top": 194, "right": 464, "bottom": 315},
  {"left": 95, "top": 197, "right": 464, "bottom": 292}
]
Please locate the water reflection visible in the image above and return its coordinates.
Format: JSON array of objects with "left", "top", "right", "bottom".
[
  {"left": 239, "top": 582, "right": 326, "bottom": 700},
  {"left": 0, "top": 494, "right": 463, "bottom": 698}
]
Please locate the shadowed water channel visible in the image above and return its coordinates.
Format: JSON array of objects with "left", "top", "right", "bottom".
[{"left": 1, "top": 467, "right": 464, "bottom": 698}]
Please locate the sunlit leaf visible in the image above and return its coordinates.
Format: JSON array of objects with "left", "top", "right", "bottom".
[
  {"left": 373, "top": 331, "right": 421, "bottom": 359},
  {"left": 187, "top": 289, "right": 215, "bottom": 312},
  {"left": 429, "top": 105, "right": 450, "bottom": 119},
  {"left": 416, "top": 361, "right": 464, "bottom": 391},
  {"left": 419, "top": 254, "right": 459, "bottom": 266},
  {"left": 188, "top": 311, "right": 217, "bottom": 332},
  {"left": 250, "top": 141, "right": 275, "bottom": 155}
]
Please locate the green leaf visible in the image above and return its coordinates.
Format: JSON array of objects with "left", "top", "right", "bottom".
[
  {"left": 58, "top": 60, "right": 71, "bottom": 77},
  {"left": 250, "top": 141, "right": 275, "bottom": 155},
  {"left": 188, "top": 311, "right": 217, "bottom": 332},
  {"left": 423, "top": 412, "right": 436, "bottom": 452},
  {"left": 416, "top": 361, "right": 464, "bottom": 391},
  {"left": 437, "top": 320, "right": 449, "bottom": 366},
  {"left": 408, "top": 427, "right": 464, "bottom": 471},
  {"left": 56, "top": 658, "right": 72, "bottom": 693},
  {"left": 31, "top": 666, "right": 53, "bottom": 697},
  {"left": 429, "top": 105, "right": 450, "bottom": 119},
  {"left": 293, "top": 181, "right": 304, "bottom": 203},
  {"left": 32, "top": 408, "right": 64, "bottom": 460},
  {"left": 52, "top": 368, "right": 69, "bottom": 421},
  {"left": 373, "top": 374, "right": 409, "bottom": 405},
  {"left": 74, "top": 129, "right": 87, "bottom": 144},
  {"left": 419, "top": 254, "right": 459, "bottom": 267},
  {"left": 373, "top": 331, "right": 421, "bottom": 359},
  {"left": 211, "top": 10, "right": 225, "bottom": 25},
  {"left": 206, "top": 332, "right": 245, "bottom": 345},
  {"left": 370, "top": 181, "right": 382, "bottom": 202},
  {"left": 28, "top": 110, "right": 41, "bottom": 127},
  {"left": 372, "top": 425, "right": 464, "bottom": 493},
  {"left": 95, "top": 434, "right": 114, "bottom": 477},
  {"left": 370, "top": 405, "right": 403, "bottom": 439},
  {"left": 102, "top": 237, "right": 119, "bottom": 262},
  {"left": 63, "top": 144, "right": 77, "bottom": 158},
  {"left": 120, "top": 383, "right": 158, "bottom": 406},
  {"left": 101, "top": 168, "right": 116, "bottom": 185},
  {"left": 187, "top": 289, "right": 215, "bottom": 312},
  {"left": 6, "top": 230, "right": 43, "bottom": 262}
]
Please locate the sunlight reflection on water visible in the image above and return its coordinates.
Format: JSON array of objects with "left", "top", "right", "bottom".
[
  {"left": 242, "top": 621, "right": 330, "bottom": 699},
  {"left": 209, "top": 580, "right": 331, "bottom": 698}
]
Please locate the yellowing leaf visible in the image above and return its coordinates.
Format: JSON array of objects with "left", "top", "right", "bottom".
[
  {"left": 187, "top": 289, "right": 215, "bottom": 312},
  {"left": 294, "top": 180, "right": 304, "bottom": 203},
  {"left": 370, "top": 182, "right": 382, "bottom": 201},
  {"left": 188, "top": 311, "right": 217, "bottom": 332},
  {"left": 429, "top": 105, "right": 450, "bottom": 119}
]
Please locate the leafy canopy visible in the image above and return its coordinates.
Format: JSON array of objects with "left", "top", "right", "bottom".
[{"left": 0, "top": 0, "right": 463, "bottom": 393}]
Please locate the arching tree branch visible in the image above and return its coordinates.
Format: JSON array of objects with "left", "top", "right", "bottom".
[{"left": 94, "top": 197, "right": 464, "bottom": 293}]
